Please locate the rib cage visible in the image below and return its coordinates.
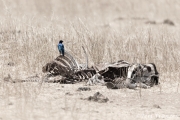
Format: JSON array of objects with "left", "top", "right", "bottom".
[
  {"left": 42, "top": 50, "right": 95, "bottom": 81},
  {"left": 65, "top": 51, "right": 79, "bottom": 70},
  {"left": 55, "top": 51, "right": 79, "bottom": 71},
  {"left": 74, "top": 69, "right": 96, "bottom": 80},
  {"left": 54, "top": 50, "right": 95, "bottom": 81}
]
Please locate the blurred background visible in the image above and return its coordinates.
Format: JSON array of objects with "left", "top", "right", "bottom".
[{"left": 0, "top": 0, "right": 180, "bottom": 23}]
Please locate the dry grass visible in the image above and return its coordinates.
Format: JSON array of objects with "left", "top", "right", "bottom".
[{"left": 0, "top": 0, "right": 180, "bottom": 120}]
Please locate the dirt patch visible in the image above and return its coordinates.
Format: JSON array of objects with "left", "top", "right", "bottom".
[
  {"left": 87, "top": 92, "right": 109, "bottom": 103},
  {"left": 77, "top": 87, "right": 91, "bottom": 91}
]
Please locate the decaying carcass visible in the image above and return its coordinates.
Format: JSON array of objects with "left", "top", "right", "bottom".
[
  {"left": 42, "top": 49, "right": 159, "bottom": 88},
  {"left": 42, "top": 51, "right": 97, "bottom": 83},
  {"left": 96, "top": 61, "right": 159, "bottom": 89},
  {"left": 42, "top": 52, "right": 78, "bottom": 76},
  {"left": 42, "top": 52, "right": 76, "bottom": 83},
  {"left": 126, "top": 63, "right": 159, "bottom": 88},
  {"left": 93, "top": 60, "right": 135, "bottom": 89}
]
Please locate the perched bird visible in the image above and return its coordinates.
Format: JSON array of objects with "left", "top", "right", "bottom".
[{"left": 58, "top": 40, "right": 65, "bottom": 56}]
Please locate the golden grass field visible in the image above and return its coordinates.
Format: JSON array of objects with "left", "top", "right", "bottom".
[{"left": 0, "top": 0, "right": 180, "bottom": 120}]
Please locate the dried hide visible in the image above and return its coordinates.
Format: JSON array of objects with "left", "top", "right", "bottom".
[
  {"left": 42, "top": 53, "right": 79, "bottom": 77},
  {"left": 42, "top": 60, "right": 73, "bottom": 77},
  {"left": 55, "top": 54, "right": 79, "bottom": 71},
  {"left": 95, "top": 60, "right": 130, "bottom": 82}
]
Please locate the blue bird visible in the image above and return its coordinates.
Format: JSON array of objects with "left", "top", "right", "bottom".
[{"left": 58, "top": 40, "right": 65, "bottom": 56}]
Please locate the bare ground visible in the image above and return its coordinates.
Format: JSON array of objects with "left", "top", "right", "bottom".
[{"left": 0, "top": 81, "right": 180, "bottom": 120}]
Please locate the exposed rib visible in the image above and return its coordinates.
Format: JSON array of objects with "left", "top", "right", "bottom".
[{"left": 64, "top": 51, "right": 79, "bottom": 70}]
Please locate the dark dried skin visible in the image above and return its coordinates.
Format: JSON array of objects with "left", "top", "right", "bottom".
[
  {"left": 42, "top": 54, "right": 96, "bottom": 82},
  {"left": 99, "top": 67, "right": 129, "bottom": 82},
  {"left": 42, "top": 53, "right": 79, "bottom": 78},
  {"left": 43, "top": 61, "right": 97, "bottom": 82},
  {"left": 42, "top": 60, "right": 73, "bottom": 77}
]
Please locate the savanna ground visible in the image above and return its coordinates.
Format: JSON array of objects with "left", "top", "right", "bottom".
[{"left": 0, "top": 0, "right": 180, "bottom": 120}]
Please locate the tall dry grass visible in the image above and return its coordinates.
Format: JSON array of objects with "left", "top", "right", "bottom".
[
  {"left": 0, "top": 17, "right": 179, "bottom": 80},
  {"left": 0, "top": 0, "right": 180, "bottom": 119}
]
